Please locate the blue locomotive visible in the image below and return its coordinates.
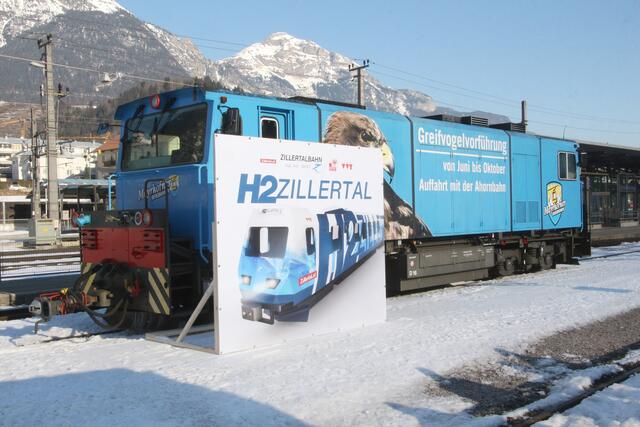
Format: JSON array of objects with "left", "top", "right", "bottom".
[
  {"left": 238, "top": 208, "right": 384, "bottom": 324},
  {"left": 31, "top": 87, "right": 589, "bottom": 329}
]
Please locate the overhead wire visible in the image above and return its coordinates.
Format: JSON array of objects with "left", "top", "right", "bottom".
[
  {"left": 9, "top": 14, "right": 640, "bottom": 137},
  {"left": 0, "top": 52, "right": 195, "bottom": 87},
  {"left": 371, "top": 62, "right": 640, "bottom": 126}
]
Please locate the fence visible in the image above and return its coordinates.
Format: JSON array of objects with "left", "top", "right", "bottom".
[{"left": 0, "top": 233, "right": 81, "bottom": 281}]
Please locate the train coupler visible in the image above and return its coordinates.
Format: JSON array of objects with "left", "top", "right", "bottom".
[{"left": 28, "top": 289, "right": 92, "bottom": 333}]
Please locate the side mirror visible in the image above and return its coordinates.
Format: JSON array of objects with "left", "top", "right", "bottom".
[{"left": 221, "top": 108, "right": 242, "bottom": 135}]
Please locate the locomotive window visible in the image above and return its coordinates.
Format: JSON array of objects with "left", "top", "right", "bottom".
[
  {"left": 260, "top": 117, "right": 279, "bottom": 139},
  {"left": 245, "top": 226, "right": 288, "bottom": 258},
  {"left": 558, "top": 152, "right": 577, "bottom": 180},
  {"left": 122, "top": 103, "right": 207, "bottom": 171},
  {"left": 305, "top": 228, "right": 315, "bottom": 255}
]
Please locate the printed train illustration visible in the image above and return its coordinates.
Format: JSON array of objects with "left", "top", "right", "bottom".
[{"left": 239, "top": 208, "right": 384, "bottom": 324}]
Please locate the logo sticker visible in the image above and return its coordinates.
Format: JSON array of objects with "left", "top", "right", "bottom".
[
  {"left": 138, "top": 175, "right": 180, "bottom": 200},
  {"left": 298, "top": 271, "right": 318, "bottom": 286},
  {"left": 544, "top": 182, "right": 566, "bottom": 225}
]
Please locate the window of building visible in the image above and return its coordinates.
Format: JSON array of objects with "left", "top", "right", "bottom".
[{"left": 558, "top": 152, "right": 577, "bottom": 180}]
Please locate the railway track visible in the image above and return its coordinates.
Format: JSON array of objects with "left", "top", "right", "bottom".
[
  {"left": 0, "top": 305, "right": 29, "bottom": 321},
  {"left": 507, "top": 361, "right": 640, "bottom": 426},
  {"left": 579, "top": 248, "right": 640, "bottom": 261},
  {"left": 3, "top": 246, "right": 638, "bottom": 322},
  {"left": 0, "top": 246, "right": 81, "bottom": 280},
  {"left": 14, "top": 329, "right": 123, "bottom": 347}
]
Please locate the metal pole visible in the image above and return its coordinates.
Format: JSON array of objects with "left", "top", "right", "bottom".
[
  {"left": 31, "top": 108, "right": 41, "bottom": 219},
  {"left": 349, "top": 59, "right": 369, "bottom": 107},
  {"left": 39, "top": 34, "right": 59, "bottom": 225},
  {"left": 521, "top": 100, "right": 528, "bottom": 133}
]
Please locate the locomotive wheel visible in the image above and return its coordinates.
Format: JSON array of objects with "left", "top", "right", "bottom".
[
  {"left": 540, "top": 254, "right": 554, "bottom": 270},
  {"left": 498, "top": 258, "right": 516, "bottom": 276}
]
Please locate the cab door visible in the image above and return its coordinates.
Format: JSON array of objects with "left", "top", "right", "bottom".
[{"left": 540, "top": 138, "right": 582, "bottom": 230}]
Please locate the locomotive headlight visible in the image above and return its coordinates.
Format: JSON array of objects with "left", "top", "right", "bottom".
[
  {"left": 134, "top": 210, "right": 143, "bottom": 226},
  {"left": 142, "top": 209, "right": 153, "bottom": 226},
  {"left": 266, "top": 278, "right": 281, "bottom": 289},
  {"left": 241, "top": 275, "right": 252, "bottom": 285}
]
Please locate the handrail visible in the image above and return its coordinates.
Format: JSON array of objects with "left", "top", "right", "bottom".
[{"left": 107, "top": 174, "right": 117, "bottom": 210}]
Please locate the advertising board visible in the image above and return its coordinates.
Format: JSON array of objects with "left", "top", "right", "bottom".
[{"left": 213, "top": 135, "right": 386, "bottom": 354}]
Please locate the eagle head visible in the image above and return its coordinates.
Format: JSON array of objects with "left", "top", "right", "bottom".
[{"left": 323, "top": 111, "right": 395, "bottom": 178}]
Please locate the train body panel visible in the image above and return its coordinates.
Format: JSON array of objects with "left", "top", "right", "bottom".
[
  {"left": 316, "top": 103, "right": 414, "bottom": 215},
  {"left": 509, "top": 132, "right": 543, "bottom": 232},
  {"left": 410, "top": 117, "right": 511, "bottom": 237},
  {"left": 540, "top": 137, "right": 582, "bottom": 230},
  {"left": 112, "top": 88, "right": 584, "bottom": 253}
]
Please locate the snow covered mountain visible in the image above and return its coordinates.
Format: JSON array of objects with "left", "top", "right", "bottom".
[
  {"left": 0, "top": 0, "right": 506, "bottom": 122},
  {"left": 0, "top": 0, "right": 211, "bottom": 102},
  {"left": 210, "top": 32, "right": 438, "bottom": 117},
  {"left": 0, "top": 0, "right": 124, "bottom": 47}
]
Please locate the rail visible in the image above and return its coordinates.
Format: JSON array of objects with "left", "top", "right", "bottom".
[{"left": 0, "top": 235, "right": 80, "bottom": 281}]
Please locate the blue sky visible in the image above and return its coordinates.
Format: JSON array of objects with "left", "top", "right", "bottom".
[{"left": 119, "top": 0, "right": 640, "bottom": 146}]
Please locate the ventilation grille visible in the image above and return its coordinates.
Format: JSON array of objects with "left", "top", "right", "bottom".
[
  {"left": 461, "top": 116, "right": 489, "bottom": 127},
  {"left": 515, "top": 202, "right": 527, "bottom": 223},
  {"left": 490, "top": 122, "right": 526, "bottom": 133},
  {"left": 515, "top": 200, "right": 540, "bottom": 224},
  {"left": 423, "top": 114, "right": 461, "bottom": 123}
]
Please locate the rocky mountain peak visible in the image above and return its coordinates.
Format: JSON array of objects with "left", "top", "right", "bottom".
[{"left": 0, "top": 0, "right": 125, "bottom": 47}]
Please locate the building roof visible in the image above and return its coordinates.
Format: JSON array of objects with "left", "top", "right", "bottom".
[
  {"left": 94, "top": 134, "right": 119, "bottom": 153},
  {"left": 578, "top": 140, "right": 640, "bottom": 173}
]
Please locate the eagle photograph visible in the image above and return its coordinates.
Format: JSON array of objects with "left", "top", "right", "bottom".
[{"left": 322, "top": 111, "right": 431, "bottom": 240}]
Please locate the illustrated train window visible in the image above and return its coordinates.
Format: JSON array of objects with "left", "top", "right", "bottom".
[
  {"left": 558, "top": 152, "right": 577, "bottom": 180},
  {"left": 245, "top": 226, "right": 288, "bottom": 258},
  {"left": 305, "top": 228, "right": 315, "bottom": 255},
  {"left": 260, "top": 117, "right": 279, "bottom": 139}
]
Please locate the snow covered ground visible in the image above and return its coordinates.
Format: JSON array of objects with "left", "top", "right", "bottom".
[{"left": 0, "top": 244, "right": 639, "bottom": 426}]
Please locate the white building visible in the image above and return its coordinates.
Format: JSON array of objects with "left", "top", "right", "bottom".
[
  {"left": 11, "top": 140, "right": 101, "bottom": 181},
  {"left": 0, "top": 136, "right": 27, "bottom": 178}
]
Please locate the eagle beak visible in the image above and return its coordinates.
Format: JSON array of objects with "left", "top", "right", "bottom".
[{"left": 381, "top": 142, "right": 395, "bottom": 178}]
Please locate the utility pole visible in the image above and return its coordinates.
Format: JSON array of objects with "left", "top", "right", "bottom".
[
  {"left": 349, "top": 59, "right": 369, "bottom": 107},
  {"left": 521, "top": 100, "right": 528, "bottom": 133},
  {"left": 37, "top": 34, "right": 59, "bottom": 225},
  {"left": 30, "top": 108, "right": 41, "bottom": 219}
]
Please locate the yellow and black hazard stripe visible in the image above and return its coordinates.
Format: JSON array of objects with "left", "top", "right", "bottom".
[
  {"left": 81, "top": 262, "right": 93, "bottom": 275},
  {"left": 75, "top": 262, "right": 98, "bottom": 294},
  {"left": 145, "top": 268, "right": 171, "bottom": 315}
]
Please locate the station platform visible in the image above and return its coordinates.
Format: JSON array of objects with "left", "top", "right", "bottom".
[{"left": 591, "top": 225, "right": 640, "bottom": 247}]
